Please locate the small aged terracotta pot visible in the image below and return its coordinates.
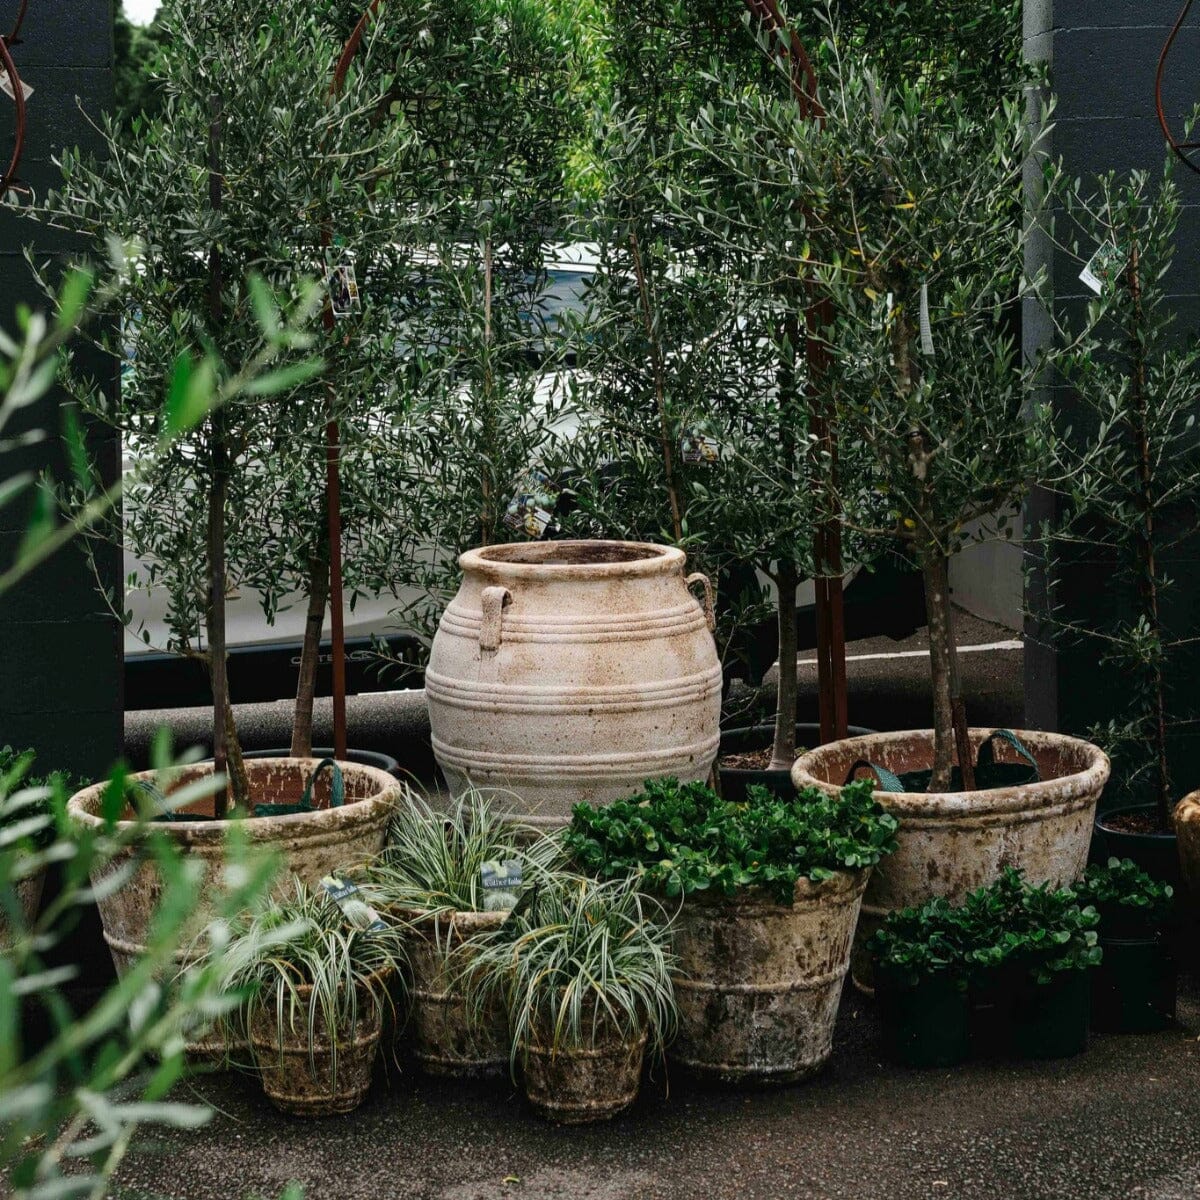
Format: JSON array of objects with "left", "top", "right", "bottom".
[
  {"left": 521, "top": 1028, "right": 648, "bottom": 1124},
  {"left": 669, "top": 870, "right": 869, "bottom": 1084},
  {"left": 427, "top": 540, "right": 722, "bottom": 828},
  {"left": 1172, "top": 791, "right": 1200, "bottom": 904},
  {"left": 0, "top": 868, "right": 46, "bottom": 949},
  {"left": 68, "top": 759, "right": 399, "bottom": 1055},
  {"left": 397, "top": 907, "right": 509, "bottom": 1078},
  {"left": 248, "top": 976, "right": 387, "bottom": 1117},
  {"left": 792, "top": 729, "right": 1110, "bottom": 990}
]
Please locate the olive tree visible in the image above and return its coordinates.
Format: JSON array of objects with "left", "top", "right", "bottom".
[
  {"left": 682, "top": 6, "right": 1049, "bottom": 787},
  {"left": 1033, "top": 167, "right": 1200, "bottom": 829},
  {"left": 35, "top": 0, "right": 444, "bottom": 798}
]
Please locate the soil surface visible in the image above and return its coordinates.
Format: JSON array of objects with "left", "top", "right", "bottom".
[
  {"left": 1100, "top": 810, "right": 1172, "bottom": 837},
  {"left": 101, "top": 970, "right": 1200, "bottom": 1200},
  {"left": 719, "top": 746, "right": 775, "bottom": 771}
]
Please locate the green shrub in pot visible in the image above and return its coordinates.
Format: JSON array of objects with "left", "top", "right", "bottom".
[
  {"left": 868, "top": 899, "right": 972, "bottom": 1068},
  {"left": 213, "top": 880, "right": 405, "bottom": 1117},
  {"left": 464, "top": 875, "right": 676, "bottom": 1124},
  {"left": 565, "top": 777, "right": 899, "bottom": 903},
  {"left": 963, "top": 868, "right": 1101, "bottom": 1060},
  {"left": 358, "top": 790, "right": 562, "bottom": 1078},
  {"left": 566, "top": 778, "right": 897, "bottom": 1083},
  {"left": 1071, "top": 858, "right": 1176, "bottom": 1032}
]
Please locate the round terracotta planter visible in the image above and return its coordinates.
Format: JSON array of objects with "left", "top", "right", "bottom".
[
  {"left": 67, "top": 759, "right": 399, "bottom": 1001},
  {"left": 248, "top": 976, "right": 388, "bottom": 1117},
  {"left": 398, "top": 907, "right": 509, "bottom": 1078},
  {"left": 1173, "top": 791, "right": 1200, "bottom": 905},
  {"left": 792, "top": 729, "right": 1110, "bottom": 990},
  {"left": 522, "top": 1028, "right": 648, "bottom": 1124},
  {"left": 668, "top": 870, "right": 869, "bottom": 1084},
  {"left": 0, "top": 868, "right": 46, "bottom": 949},
  {"left": 427, "top": 540, "right": 722, "bottom": 829}
]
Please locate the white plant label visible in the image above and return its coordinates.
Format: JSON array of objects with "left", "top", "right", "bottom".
[
  {"left": 681, "top": 431, "right": 721, "bottom": 465},
  {"left": 320, "top": 874, "right": 387, "bottom": 932},
  {"left": 0, "top": 75, "right": 33, "bottom": 102},
  {"left": 504, "top": 467, "right": 559, "bottom": 538},
  {"left": 1080, "top": 242, "right": 1127, "bottom": 295},
  {"left": 327, "top": 261, "right": 361, "bottom": 318}
]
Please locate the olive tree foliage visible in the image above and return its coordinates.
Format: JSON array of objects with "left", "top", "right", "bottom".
[
  {"left": 34, "top": 0, "right": 451, "bottom": 782},
  {"left": 382, "top": 0, "right": 583, "bottom": 641},
  {"left": 0, "top": 273, "right": 302, "bottom": 1200},
  {"left": 680, "top": 4, "right": 1051, "bottom": 787},
  {"left": 1031, "top": 167, "right": 1200, "bottom": 828},
  {"left": 552, "top": 0, "right": 820, "bottom": 770}
]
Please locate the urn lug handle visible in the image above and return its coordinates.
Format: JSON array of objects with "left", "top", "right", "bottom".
[
  {"left": 686, "top": 572, "right": 716, "bottom": 633},
  {"left": 479, "top": 586, "right": 512, "bottom": 652}
]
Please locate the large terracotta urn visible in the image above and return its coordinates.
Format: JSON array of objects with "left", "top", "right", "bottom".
[
  {"left": 426, "top": 540, "right": 722, "bottom": 827},
  {"left": 792, "top": 729, "right": 1110, "bottom": 990}
]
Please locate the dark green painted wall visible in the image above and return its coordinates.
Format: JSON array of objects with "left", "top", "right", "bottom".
[
  {"left": 1024, "top": 0, "right": 1200, "bottom": 807},
  {"left": 1, "top": 1, "right": 122, "bottom": 783}
]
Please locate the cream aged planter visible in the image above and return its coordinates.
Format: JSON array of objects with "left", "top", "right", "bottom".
[
  {"left": 1173, "top": 791, "right": 1200, "bottom": 902},
  {"left": 0, "top": 870, "right": 46, "bottom": 949},
  {"left": 248, "top": 976, "right": 386, "bottom": 1117},
  {"left": 67, "top": 759, "right": 398, "bottom": 981},
  {"left": 792, "top": 729, "right": 1110, "bottom": 989},
  {"left": 427, "top": 540, "right": 722, "bottom": 827},
  {"left": 522, "top": 1028, "right": 648, "bottom": 1124},
  {"left": 669, "top": 870, "right": 869, "bottom": 1084},
  {"left": 398, "top": 908, "right": 509, "bottom": 1078}
]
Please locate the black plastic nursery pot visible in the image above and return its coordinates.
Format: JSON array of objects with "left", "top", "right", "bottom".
[
  {"left": 1010, "top": 969, "right": 1091, "bottom": 1060},
  {"left": 719, "top": 723, "right": 874, "bottom": 802},
  {"left": 876, "top": 974, "right": 970, "bottom": 1069},
  {"left": 243, "top": 747, "right": 403, "bottom": 779},
  {"left": 1091, "top": 804, "right": 1180, "bottom": 893},
  {"left": 1091, "top": 934, "right": 1176, "bottom": 1034}
]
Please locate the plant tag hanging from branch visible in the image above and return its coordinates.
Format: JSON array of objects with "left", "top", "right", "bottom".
[
  {"left": 918, "top": 282, "right": 934, "bottom": 356},
  {"left": 681, "top": 430, "right": 721, "bottom": 465},
  {"left": 0, "top": 74, "right": 32, "bottom": 102},
  {"left": 1080, "top": 242, "right": 1128, "bottom": 296},
  {"left": 325, "top": 255, "right": 361, "bottom": 319},
  {"left": 503, "top": 467, "right": 560, "bottom": 538}
]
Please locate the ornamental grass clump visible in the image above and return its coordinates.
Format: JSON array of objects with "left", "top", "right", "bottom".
[
  {"left": 465, "top": 874, "right": 677, "bottom": 1064},
  {"left": 565, "top": 777, "right": 898, "bottom": 904},
  {"left": 362, "top": 789, "right": 561, "bottom": 918},
  {"left": 358, "top": 789, "right": 564, "bottom": 1078},
  {"left": 214, "top": 880, "right": 405, "bottom": 1095}
]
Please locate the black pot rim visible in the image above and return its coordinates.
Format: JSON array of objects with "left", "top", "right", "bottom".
[{"left": 1094, "top": 803, "right": 1177, "bottom": 842}]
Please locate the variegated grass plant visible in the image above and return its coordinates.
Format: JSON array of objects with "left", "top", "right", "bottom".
[
  {"left": 463, "top": 874, "right": 678, "bottom": 1067},
  {"left": 359, "top": 788, "right": 563, "bottom": 921},
  {"left": 212, "top": 879, "right": 405, "bottom": 1083}
]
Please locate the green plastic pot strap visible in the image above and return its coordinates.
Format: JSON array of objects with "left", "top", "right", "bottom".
[
  {"left": 846, "top": 758, "right": 906, "bottom": 793},
  {"left": 253, "top": 757, "right": 345, "bottom": 819},
  {"left": 844, "top": 730, "right": 1040, "bottom": 793}
]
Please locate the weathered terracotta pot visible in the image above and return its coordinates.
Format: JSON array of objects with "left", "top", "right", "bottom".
[
  {"left": 426, "top": 541, "right": 722, "bottom": 828},
  {"left": 1173, "top": 791, "right": 1200, "bottom": 903},
  {"left": 67, "top": 759, "right": 398, "bottom": 980},
  {"left": 522, "top": 1028, "right": 648, "bottom": 1124},
  {"left": 792, "top": 729, "right": 1110, "bottom": 989},
  {"left": 669, "top": 870, "right": 868, "bottom": 1084},
  {"left": 0, "top": 868, "right": 46, "bottom": 949},
  {"left": 248, "top": 977, "right": 386, "bottom": 1117},
  {"left": 399, "top": 908, "right": 509, "bottom": 1078}
]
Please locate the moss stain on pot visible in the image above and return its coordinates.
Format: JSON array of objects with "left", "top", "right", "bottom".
[{"left": 670, "top": 871, "right": 868, "bottom": 1084}]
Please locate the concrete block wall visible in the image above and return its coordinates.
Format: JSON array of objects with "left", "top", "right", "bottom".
[
  {"left": 0, "top": 0, "right": 121, "bottom": 782},
  {"left": 1023, "top": 0, "right": 1200, "bottom": 800}
]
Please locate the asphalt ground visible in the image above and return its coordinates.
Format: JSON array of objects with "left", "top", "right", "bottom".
[{"left": 100, "top": 972, "right": 1200, "bottom": 1200}]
